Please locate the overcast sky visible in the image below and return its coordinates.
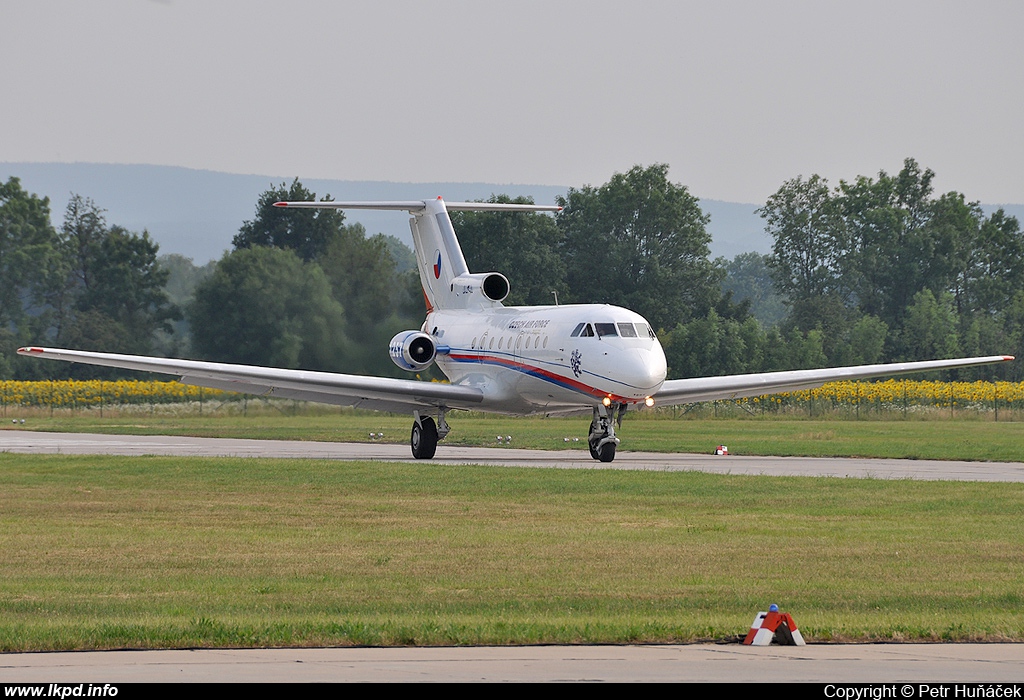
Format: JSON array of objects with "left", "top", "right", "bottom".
[{"left": 3, "top": 0, "right": 1022, "bottom": 204}]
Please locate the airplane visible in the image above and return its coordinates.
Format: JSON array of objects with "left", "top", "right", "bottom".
[{"left": 18, "top": 196, "right": 1014, "bottom": 462}]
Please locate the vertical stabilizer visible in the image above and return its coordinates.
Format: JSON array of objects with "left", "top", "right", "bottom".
[
  {"left": 272, "top": 197, "right": 560, "bottom": 312},
  {"left": 409, "top": 197, "right": 470, "bottom": 312}
]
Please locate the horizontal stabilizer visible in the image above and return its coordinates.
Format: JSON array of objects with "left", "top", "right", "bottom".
[{"left": 273, "top": 199, "right": 560, "bottom": 213}]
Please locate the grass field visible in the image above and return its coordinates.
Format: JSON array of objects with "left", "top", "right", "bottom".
[
  {"left": 5, "top": 408, "right": 1024, "bottom": 462},
  {"left": 1, "top": 452, "right": 1023, "bottom": 650}
]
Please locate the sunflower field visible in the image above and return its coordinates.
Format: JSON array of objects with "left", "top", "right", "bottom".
[
  {"left": 2, "top": 378, "right": 1023, "bottom": 419},
  {"left": 0, "top": 379, "right": 234, "bottom": 412},
  {"left": 680, "top": 379, "right": 1024, "bottom": 419}
]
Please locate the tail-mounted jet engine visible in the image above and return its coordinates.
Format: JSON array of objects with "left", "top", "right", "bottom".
[
  {"left": 450, "top": 272, "right": 510, "bottom": 303},
  {"left": 389, "top": 330, "right": 437, "bottom": 371}
]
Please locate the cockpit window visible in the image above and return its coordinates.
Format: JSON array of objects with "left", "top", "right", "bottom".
[
  {"left": 595, "top": 323, "right": 617, "bottom": 337},
  {"left": 636, "top": 323, "right": 656, "bottom": 339},
  {"left": 580, "top": 324, "right": 594, "bottom": 337},
  {"left": 617, "top": 323, "right": 637, "bottom": 338},
  {"left": 570, "top": 322, "right": 585, "bottom": 337}
]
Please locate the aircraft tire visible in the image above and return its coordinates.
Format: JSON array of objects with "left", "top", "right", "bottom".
[
  {"left": 411, "top": 417, "right": 438, "bottom": 459},
  {"left": 588, "top": 441, "right": 600, "bottom": 460},
  {"left": 597, "top": 442, "right": 616, "bottom": 463}
]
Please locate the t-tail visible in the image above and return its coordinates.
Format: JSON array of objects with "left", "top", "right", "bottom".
[{"left": 273, "top": 196, "right": 560, "bottom": 311}]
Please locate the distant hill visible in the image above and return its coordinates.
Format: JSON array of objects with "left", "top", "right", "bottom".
[{"left": 6, "top": 163, "right": 1017, "bottom": 264}]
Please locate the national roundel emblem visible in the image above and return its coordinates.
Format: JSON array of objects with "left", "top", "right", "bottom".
[{"left": 433, "top": 250, "right": 442, "bottom": 279}]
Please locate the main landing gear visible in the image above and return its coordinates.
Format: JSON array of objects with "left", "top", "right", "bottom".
[
  {"left": 588, "top": 403, "right": 623, "bottom": 463},
  {"left": 410, "top": 406, "right": 624, "bottom": 463},
  {"left": 411, "top": 409, "right": 450, "bottom": 459}
]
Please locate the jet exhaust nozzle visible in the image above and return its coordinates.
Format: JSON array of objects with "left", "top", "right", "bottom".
[{"left": 449, "top": 272, "right": 510, "bottom": 303}]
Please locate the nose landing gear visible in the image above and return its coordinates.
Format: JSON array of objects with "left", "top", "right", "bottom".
[{"left": 588, "top": 403, "right": 623, "bottom": 462}]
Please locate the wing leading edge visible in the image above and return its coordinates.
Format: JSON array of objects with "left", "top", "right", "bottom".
[
  {"left": 653, "top": 355, "right": 1015, "bottom": 406},
  {"left": 16, "top": 347, "right": 484, "bottom": 414}
]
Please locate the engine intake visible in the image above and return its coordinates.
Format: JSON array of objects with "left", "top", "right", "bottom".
[{"left": 389, "top": 330, "right": 437, "bottom": 371}]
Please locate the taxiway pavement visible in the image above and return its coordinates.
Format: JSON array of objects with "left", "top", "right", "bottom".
[{"left": 3, "top": 429, "right": 1024, "bottom": 481}]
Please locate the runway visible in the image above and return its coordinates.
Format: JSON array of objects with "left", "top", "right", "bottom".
[
  {"left": 4, "top": 644, "right": 1024, "bottom": 682},
  {"left": 3, "top": 429, "right": 1024, "bottom": 682},
  {"left": 3, "top": 429, "right": 1024, "bottom": 482}
]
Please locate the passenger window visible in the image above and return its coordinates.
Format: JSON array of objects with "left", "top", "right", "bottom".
[
  {"left": 489, "top": 337, "right": 495, "bottom": 350},
  {"left": 543, "top": 336, "right": 548, "bottom": 348},
  {"left": 595, "top": 323, "right": 617, "bottom": 337},
  {"left": 516, "top": 336, "right": 522, "bottom": 350},
  {"left": 498, "top": 337, "right": 504, "bottom": 350},
  {"left": 617, "top": 323, "right": 638, "bottom": 338},
  {"left": 472, "top": 337, "right": 477, "bottom": 349}
]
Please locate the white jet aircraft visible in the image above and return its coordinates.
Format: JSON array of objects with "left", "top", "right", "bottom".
[{"left": 19, "top": 197, "right": 1014, "bottom": 461}]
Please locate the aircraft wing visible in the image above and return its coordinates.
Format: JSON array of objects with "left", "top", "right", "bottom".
[
  {"left": 16, "top": 347, "right": 485, "bottom": 414},
  {"left": 653, "top": 355, "right": 1014, "bottom": 406}
]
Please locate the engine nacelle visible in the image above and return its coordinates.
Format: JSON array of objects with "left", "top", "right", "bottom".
[
  {"left": 450, "top": 272, "right": 510, "bottom": 303},
  {"left": 389, "top": 330, "right": 437, "bottom": 372}
]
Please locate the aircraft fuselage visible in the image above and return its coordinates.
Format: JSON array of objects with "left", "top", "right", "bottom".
[{"left": 426, "top": 303, "right": 668, "bottom": 414}]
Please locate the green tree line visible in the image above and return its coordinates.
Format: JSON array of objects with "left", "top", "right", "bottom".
[
  {"left": 0, "top": 179, "right": 176, "bottom": 378},
  {"left": 2, "top": 161, "right": 1020, "bottom": 382}
]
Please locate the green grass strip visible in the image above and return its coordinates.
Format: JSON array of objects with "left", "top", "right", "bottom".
[{"left": 1, "top": 453, "right": 1022, "bottom": 650}]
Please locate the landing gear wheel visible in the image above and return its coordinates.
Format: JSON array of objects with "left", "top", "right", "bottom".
[
  {"left": 411, "top": 417, "right": 438, "bottom": 459},
  {"left": 589, "top": 442, "right": 600, "bottom": 460},
  {"left": 596, "top": 442, "right": 616, "bottom": 463}
]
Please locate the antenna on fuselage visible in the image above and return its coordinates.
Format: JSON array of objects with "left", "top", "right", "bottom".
[{"left": 552, "top": 291, "right": 560, "bottom": 306}]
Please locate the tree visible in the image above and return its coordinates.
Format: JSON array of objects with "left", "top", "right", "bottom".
[
  {"left": 718, "top": 252, "right": 787, "bottom": 328},
  {"left": 761, "top": 174, "right": 848, "bottom": 332},
  {"left": 957, "top": 208, "right": 1024, "bottom": 316},
  {"left": 451, "top": 195, "right": 566, "bottom": 306},
  {"left": 318, "top": 224, "right": 398, "bottom": 325},
  {"left": 661, "top": 310, "right": 760, "bottom": 378},
  {"left": 56, "top": 196, "right": 178, "bottom": 356},
  {"left": 0, "top": 179, "right": 59, "bottom": 372},
  {"left": 900, "top": 290, "right": 960, "bottom": 361},
  {"left": 188, "top": 246, "right": 347, "bottom": 371},
  {"left": 557, "top": 164, "right": 718, "bottom": 330},
  {"left": 233, "top": 179, "right": 347, "bottom": 262},
  {"left": 838, "top": 159, "right": 959, "bottom": 330},
  {"left": 316, "top": 224, "right": 429, "bottom": 376}
]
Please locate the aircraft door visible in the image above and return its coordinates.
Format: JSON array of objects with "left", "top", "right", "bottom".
[{"left": 512, "top": 331, "right": 522, "bottom": 361}]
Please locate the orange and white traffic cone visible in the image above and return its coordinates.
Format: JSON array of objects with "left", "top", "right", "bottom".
[{"left": 743, "top": 604, "right": 805, "bottom": 646}]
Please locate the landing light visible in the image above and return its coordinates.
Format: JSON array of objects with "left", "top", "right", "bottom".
[
  {"left": 602, "top": 396, "right": 612, "bottom": 407},
  {"left": 645, "top": 396, "right": 655, "bottom": 407}
]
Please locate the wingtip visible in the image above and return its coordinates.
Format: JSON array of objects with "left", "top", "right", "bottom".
[
  {"left": 1005, "top": 355, "right": 1016, "bottom": 361},
  {"left": 17, "top": 347, "right": 44, "bottom": 355},
  {"left": 272, "top": 201, "right": 288, "bottom": 207}
]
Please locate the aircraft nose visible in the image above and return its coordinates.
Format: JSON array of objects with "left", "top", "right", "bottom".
[{"left": 628, "top": 346, "right": 667, "bottom": 395}]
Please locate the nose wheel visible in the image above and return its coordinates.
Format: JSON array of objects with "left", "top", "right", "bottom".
[{"left": 587, "top": 404, "right": 621, "bottom": 462}]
